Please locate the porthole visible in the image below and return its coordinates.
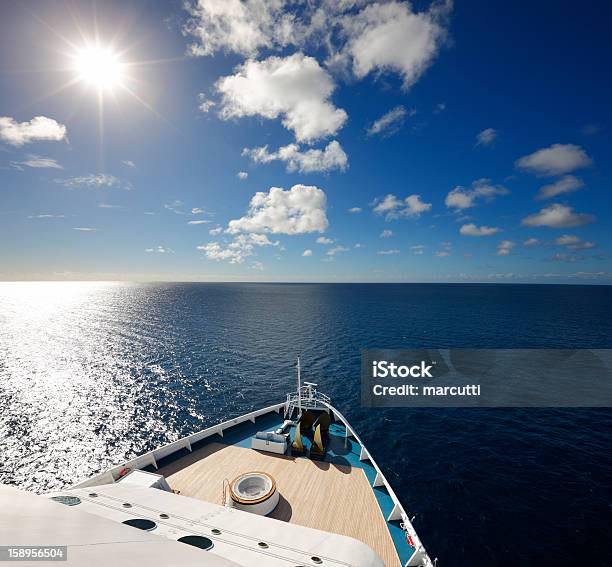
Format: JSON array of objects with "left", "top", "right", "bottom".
[
  {"left": 88, "top": 493, "right": 98, "bottom": 498},
  {"left": 122, "top": 502, "right": 132, "bottom": 508},
  {"left": 121, "top": 518, "right": 157, "bottom": 531},
  {"left": 211, "top": 528, "right": 222, "bottom": 535},
  {"left": 50, "top": 496, "right": 81, "bottom": 506},
  {"left": 258, "top": 542, "right": 269, "bottom": 549},
  {"left": 177, "top": 535, "right": 214, "bottom": 551},
  {"left": 159, "top": 513, "right": 169, "bottom": 519},
  {"left": 311, "top": 557, "right": 323, "bottom": 564}
]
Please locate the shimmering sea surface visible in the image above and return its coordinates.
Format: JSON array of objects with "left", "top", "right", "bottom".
[{"left": 0, "top": 282, "right": 610, "bottom": 566}]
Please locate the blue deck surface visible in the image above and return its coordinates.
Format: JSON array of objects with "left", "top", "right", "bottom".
[{"left": 202, "top": 410, "right": 416, "bottom": 566}]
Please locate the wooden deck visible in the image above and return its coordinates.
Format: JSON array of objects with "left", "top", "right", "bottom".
[{"left": 158, "top": 442, "right": 401, "bottom": 567}]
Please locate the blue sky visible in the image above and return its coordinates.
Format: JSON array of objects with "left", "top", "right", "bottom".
[{"left": 1, "top": 0, "right": 610, "bottom": 283}]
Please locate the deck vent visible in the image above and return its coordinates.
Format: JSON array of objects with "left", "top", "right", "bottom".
[
  {"left": 50, "top": 496, "right": 81, "bottom": 506},
  {"left": 177, "top": 536, "right": 214, "bottom": 551},
  {"left": 121, "top": 518, "right": 157, "bottom": 531},
  {"left": 159, "top": 513, "right": 170, "bottom": 519},
  {"left": 211, "top": 528, "right": 222, "bottom": 535},
  {"left": 311, "top": 557, "right": 323, "bottom": 564},
  {"left": 258, "top": 542, "right": 269, "bottom": 549}
]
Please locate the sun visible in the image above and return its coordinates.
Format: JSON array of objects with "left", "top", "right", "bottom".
[{"left": 73, "top": 45, "right": 124, "bottom": 90}]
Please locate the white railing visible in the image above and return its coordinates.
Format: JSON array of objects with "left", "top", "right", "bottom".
[{"left": 285, "top": 385, "right": 331, "bottom": 417}]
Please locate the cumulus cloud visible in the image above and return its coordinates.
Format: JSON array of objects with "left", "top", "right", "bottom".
[
  {"left": 497, "top": 240, "right": 515, "bottom": 256},
  {"left": 216, "top": 53, "right": 347, "bottom": 142},
  {"left": 516, "top": 143, "right": 593, "bottom": 176},
  {"left": 523, "top": 238, "right": 541, "bottom": 247},
  {"left": 57, "top": 174, "right": 130, "bottom": 190},
  {"left": 522, "top": 204, "right": 595, "bottom": 228},
  {"left": 554, "top": 234, "right": 595, "bottom": 250},
  {"left": 12, "top": 155, "right": 63, "bottom": 170},
  {"left": 459, "top": 223, "right": 500, "bottom": 236},
  {"left": 373, "top": 193, "right": 432, "bottom": 220},
  {"left": 243, "top": 140, "right": 348, "bottom": 173},
  {"left": 227, "top": 184, "right": 328, "bottom": 235},
  {"left": 338, "top": 0, "right": 450, "bottom": 90},
  {"left": 326, "top": 245, "right": 349, "bottom": 256},
  {"left": 536, "top": 175, "right": 584, "bottom": 200},
  {"left": 445, "top": 178, "right": 509, "bottom": 210},
  {"left": 0, "top": 115, "right": 67, "bottom": 146},
  {"left": 475, "top": 127, "right": 497, "bottom": 147},
  {"left": 183, "top": 0, "right": 298, "bottom": 57},
  {"left": 302, "top": 249, "right": 313, "bottom": 257},
  {"left": 367, "top": 105, "right": 413, "bottom": 137},
  {"left": 145, "top": 245, "right": 174, "bottom": 253},
  {"left": 122, "top": 160, "right": 136, "bottom": 168},
  {"left": 237, "top": 171, "right": 248, "bottom": 179},
  {"left": 197, "top": 93, "right": 216, "bottom": 113},
  {"left": 316, "top": 236, "right": 334, "bottom": 244},
  {"left": 411, "top": 244, "right": 425, "bottom": 255},
  {"left": 198, "top": 233, "right": 277, "bottom": 264},
  {"left": 348, "top": 206, "right": 362, "bottom": 213},
  {"left": 380, "top": 229, "right": 393, "bottom": 238},
  {"left": 378, "top": 249, "right": 400, "bottom": 255}
]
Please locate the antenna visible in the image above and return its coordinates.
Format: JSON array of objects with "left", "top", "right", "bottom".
[{"left": 297, "top": 356, "right": 302, "bottom": 418}]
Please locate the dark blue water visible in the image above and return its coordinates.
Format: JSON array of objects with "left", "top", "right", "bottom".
[{"left": 1, "top": 283, "right": 610, "bottom": 566}]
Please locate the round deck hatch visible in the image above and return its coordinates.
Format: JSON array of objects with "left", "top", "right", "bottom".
[
  {"left": 178, "top": 535, "right": 214, "bottom": 550},
  {"left": 229, "top": 471, "right": 279, "bottom": 516},
  {"left": 121, "top": 518, "right": 157, "bottom": 531}
]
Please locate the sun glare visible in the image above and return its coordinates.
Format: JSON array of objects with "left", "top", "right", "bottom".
[{"left": 74, "top": 45, "right": 124, "bottom": 90}]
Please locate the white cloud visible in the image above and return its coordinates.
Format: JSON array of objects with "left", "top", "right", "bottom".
[
  {"left": 522, "top": 203, "right": 595, "bottom": 228},
  {"left": 191, "top": 207, "right": 211, "bottom": 215},
  {"left": 73, "top": 227, "right": 98, "bottom": 232},
  {"left": 209, "top": 227, "right": 223, "bottom": 235},
  {"left": 497, "top": 240, "right": 515, "bottom": 256},
  {"left": 460, "top": 223, "right": 500, "bottom": 236},
  {"left": 373, "top": 193, "right": 432, "bottom": 220},
  {"left": 435, "top": 250, "right": 450, "bottom": 257},
  {"left": 434, "top": 102, "right": 446, "bottom": 113},
  {"left": 378, "top": 249, "right": 400, "bottom": 255},
  {"left": 554, "top": 234, "right": 595, "bottom": 250},
  {"left": 380, "top": 229, "right": 393, "bottom": 238},
  {"left": 11, "top": 155, "right": 63, "bottom": 170},
  {"left": 0, "top": 115, "right": 67, "bottom": 146},
  {"left": 188, "top": 220, "right": 212, "bottom": 225},
  {"left": 475, "top": 127, "right": 497, "bottom": 147},
  {"left": 302, "top": 249, "right": 313, "bottom": 257},
  {"left": 198, "top": 233, "right": 277, "bottom": 264},
  {"left": 28, "top": 213, "right": 65, "bottom": 219},
  {"left": 250, "top": 261, "right": 264, "bottom": 271},
  {"left": 122, "top": 160, "right": 136, "bottom": 168},
  {"left": 445, "top": 178, "right": 509, "bottom": 210},
  {"left": 536, "top": 175, "right": 584, "bottom": 200},
  {"left": 339, "top": 0, "right": 450, "bottom": 90},
  {"left": 227, "top": 184, "right": 328, "bottom": 235},
  {"left": 367, "top": 105, "right": 413, "bottom": 137},
  {"left": 523, "top": 238, "right": 541, "bottom": 247},
  {"left": 164, "top": 200, "right": 186, "bottom": 214},
  {"left": 197, "top": 93, "right": 216, "bottom": 113},
  {"left": 183, "top": 0, "right": 298, "bottom": 57},
  {"left": 58, "top": 174, "right": 130, "bottom": 190},
  {"left": 516, "top": 143, "right": 593, "bottom": 176},
  {"left": 410, "top": 244, "right": 425, "bottom": 255},
  {"left": 216, "top": 53, "right": 347, "bottom": 142},
  {"left": 348, "top": 206, "right": 362, "bottom": 213},
  {"left": 237, "top": 171, "right": 249, "bottom": 179},
  {"left": 316, "top": 236, "right": 334, "bottom": 244},
  {"left": 145, "top": 245, "right": 174, "bottom": 253},
  {"left": 354, "top": 243, "right": 364, "bottom": 249},
  {"left": 326, "top": 245, "right": 349, "bottom": 256},
  {"left": 243, "top": 140, "right": 348, "bottom": 173}
]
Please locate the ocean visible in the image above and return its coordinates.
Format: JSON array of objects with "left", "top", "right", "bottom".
[{"left": 0, "top": 282, "right": 610, "bottom": 566}]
